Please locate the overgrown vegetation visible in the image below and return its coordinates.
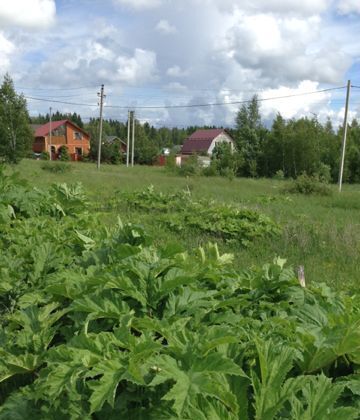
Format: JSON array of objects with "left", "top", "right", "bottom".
[
  {"left": 1, "top": 167, "right": 360, "bottom": 418},
  {"left": 285, "top": 173, "right": 332, "bottom": 196},
  {"left": 41, "top": 161, "right": 73, "bottom": 174},
  {"left": 118, "top": 186, "right": 280, "bottom": 245}
]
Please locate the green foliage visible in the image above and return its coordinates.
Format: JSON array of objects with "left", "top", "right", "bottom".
[
  {"left": 120, "top": 186, "right": 280, "bottom": 245},
  {"left": 41, "top": 162, "right": 72, "bottom": 174},
  {"left": 273, "top": 169, "right": 285, "bottom": 180},
  {"left": 1, "top": 170, "right": 360, "bottom": 418},
  {"left": 0, "top": 74, "right": 33, "bottom": 163},
  {"left": 235, "top": 95, "right": 267, "bottom": 177},
  {"left": 58, "top": 145, "right": 70, "bottom": 161},
  {"left": 285, "top": 173, "right": 332, "bottom": 196},
  {"left": 175, "top": 155, "right": 200, "bottom": 176},
  {"left": 40, "top": 151, "right": 50, "bottom": 161}
]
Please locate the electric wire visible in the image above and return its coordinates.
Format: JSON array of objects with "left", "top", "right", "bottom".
[{"left": 23, "top": 86, "right": 345, "bottom": 110}]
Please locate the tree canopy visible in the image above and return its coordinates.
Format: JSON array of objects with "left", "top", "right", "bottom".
[{"left": 0, "top": 74, "right": 33, "bottom": 163}]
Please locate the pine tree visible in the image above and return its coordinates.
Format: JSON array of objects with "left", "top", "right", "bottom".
[
  {"left": 0, "top": 74, "right": 33, "bottom": 163},
  {"left": 235, "top": 95, "right": 266, "bottom": 177}
]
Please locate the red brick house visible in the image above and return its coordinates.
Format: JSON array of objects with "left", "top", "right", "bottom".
[{"left": 33, "top": 120, "right": 90, "bottom": 161}]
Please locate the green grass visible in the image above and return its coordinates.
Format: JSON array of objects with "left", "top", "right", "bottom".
[{"left": 12, "top": 159, "right": 360, "bottom": 291}]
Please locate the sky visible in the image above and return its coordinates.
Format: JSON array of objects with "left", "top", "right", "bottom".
[{"left": 0, "top": 0, "right": 360, "bottom": 127}]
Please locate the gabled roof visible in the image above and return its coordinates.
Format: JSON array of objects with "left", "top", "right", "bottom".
[
  {"left": 105, "top": 135, "right": 127, "bottom": 145},
  {"left": 34, "top": 120, "right": 89, "bottom": 137},
  {"left": 181, "top": 129, "right": 228, "bottom": 154}
]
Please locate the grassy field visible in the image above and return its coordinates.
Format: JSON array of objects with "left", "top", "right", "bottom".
[{"left": 13, "top": 159, "right": 360, "bottom": 291}]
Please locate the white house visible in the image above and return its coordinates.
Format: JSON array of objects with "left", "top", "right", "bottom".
[{"left": 181, "top": 129, "right": 234, "bottom": 156}]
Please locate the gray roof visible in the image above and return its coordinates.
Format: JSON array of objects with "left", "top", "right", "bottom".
[{"left": 105, "top": 135, "right": 126, "bottom": 145}]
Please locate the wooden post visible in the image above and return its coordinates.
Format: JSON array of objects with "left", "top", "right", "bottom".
[
  {"left": 297, "top": 265, "right": 306, "bottom": 288},
  {"left": 338, "top": 80, "right": 351, "bottom": 192}
]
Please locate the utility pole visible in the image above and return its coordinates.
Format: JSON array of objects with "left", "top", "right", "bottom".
[
  {"left": 49, "top": 106, "right": 52, "bottom": 161},
  {"left": 97, "top": 84, "right": 105, "bottom": 170},
  {"left": 338, "top": 80, "right": 351, "bottom": 192},
  {"left": 131, "top": 110, "right": 135, "bottom": 167},
  {"left": 126, "top": 110, "right": 130, "bottom": 167}
]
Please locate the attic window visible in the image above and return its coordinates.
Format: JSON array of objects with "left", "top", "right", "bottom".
[{"left": 74, "top": 132, "right": 83, "bottom": 140}]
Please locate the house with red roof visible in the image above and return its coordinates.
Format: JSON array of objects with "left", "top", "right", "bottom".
[
  {"left": 181, "top": 129, "right": 234, "bottom": 157},
  {"left": 32, "top": 120, "right": 90, "bottom": 161}
]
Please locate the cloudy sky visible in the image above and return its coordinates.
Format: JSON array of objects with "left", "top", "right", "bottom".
[{"left": 0, "top": 0, "right": 360, "bottom": 127}]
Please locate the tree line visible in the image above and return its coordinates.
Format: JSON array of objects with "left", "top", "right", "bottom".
[{"left": 0, "top": 74, "right": 359, "bottom": 183}]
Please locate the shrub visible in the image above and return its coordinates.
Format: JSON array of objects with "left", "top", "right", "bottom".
[
  {"left": 40, "top": 151, "right": 50, "bottom": 160},
  {"left": 273, "top": 169, "right": 285, "bottom": 180},
  {"left": 41, "top": 162, "right": 72, "bottom": 174},
  {"left": 176, "top": 155, "right": 200, "bottom": 177},
  {"left": 202, "top": 163, "right": 218, "bottom": 177},
  {"left": 315, "top": 163, "right": 332, "bottom": 184},
  {"left": 58, "top": 145, "right": 70, "bottom": 161},
  {"left": 285, "top": 173, "right": 332, "bottom": 196}
]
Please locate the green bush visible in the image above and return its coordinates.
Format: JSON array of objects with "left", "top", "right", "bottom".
[
  {"left": 202, "top": 163, "right": 218, "bottom": 177},
  {"left": 58, "top": 145, "right": 70, "bottom": 161},
  {"left": 41, "top": 162, "right": 72, "bottom": 174},
  {"left": 285, "top": 173, "right": 332, "bottom": 195},
  {"left": 273, "top": 169, "right": 285, "bottom": 180},
  {"left": 40, "top": 151, "right": 50, "bottom": 160},
  {"left": 316, "top": 163, "right": 332, "bottom": 184},
  {"left": 176, "top": 155, "right": 200, "bottom": 177}
]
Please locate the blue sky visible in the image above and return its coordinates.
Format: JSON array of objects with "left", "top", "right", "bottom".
[{"left": 0, "top": 0, "right": 360, "bottom": 127}]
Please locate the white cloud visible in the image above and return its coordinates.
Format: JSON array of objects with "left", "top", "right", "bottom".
[
  {"left": 0, "top": 0, "right": 56, "bottom": 28},
  {"left": 166, "top": 65, "right": 188, "bottom": 77},
  {"left": 260, "top": 80, "right": 331, "bottom": 120},
  {"left": 116, "top": 48, "right": 157, "bottom": 84},
  {"left": 224, "top": 12, "right": 350, "bottom": 84},
  {"left": 113, "top": 0, "right": 163, "bottom": 10},
  {"left": 0, "top": 33, "right": 15, "bottom": 73},
  {"left": 337, "top": 0, "right": 360, "bottom": 14},
  {"left": 155, "top": 19, "right": 177, "bottom": 34},
  {"left": 204, "top": 0, "right": 330, "bottom": 16}
]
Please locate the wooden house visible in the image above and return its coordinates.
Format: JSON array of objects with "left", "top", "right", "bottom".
[{"left": 32, "top": 120, "right": 90, "bottom": 161}]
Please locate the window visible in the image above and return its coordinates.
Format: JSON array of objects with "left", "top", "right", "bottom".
[
  {"left": 74, "top": 132, "right": 83, "bottom": 140},
  {"left": 75, "top": 147, "right": 82, "bottom": 156}
]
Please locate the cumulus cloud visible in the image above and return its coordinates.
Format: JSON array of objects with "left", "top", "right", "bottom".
[
  {"left": 113, "top": 0, "right": 163, "bottom": 10},
  {"left": 337, "top": 0, "right": 360, "bottom": 14},
  {"left": 204, "top": 0, "right": 330, "bottom": 16},
  {"left": 260, "top": 80, "right": 331, "bottom": 120},
  {"left": 116, "top": 48, "right": 157, "bottom": 84},
  {"left": 155, "top": 19, "right": 177, "bottom": 34},
  {"left": 224, "top": 12, "right": 350, "bottom": 84},
  {"left": 30, "top": 28, "right": 158, "bottom": 88},
  {"left": 0, "top": 33, "right": 15, "bottom": 73},
  {"left": 0, "top": 0, "right": 56, "bottom": 28},
  {"left": 166, "top": 65, "right": 188, "bottom": 77}
]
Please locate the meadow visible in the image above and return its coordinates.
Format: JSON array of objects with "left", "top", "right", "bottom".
[{"left": 16, "top": 159, "right": 360, "bottom": 292}]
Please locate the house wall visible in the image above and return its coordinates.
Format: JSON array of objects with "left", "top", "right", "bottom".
[
  {"left": 207, "top": 133, "right": 234, "bottom": 155},
  {"left": 65, "top": 124, "right": 90, "bottom": 156}
]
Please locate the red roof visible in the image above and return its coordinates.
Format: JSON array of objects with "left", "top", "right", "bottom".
[
  {"left": 181, "top": 129, "right": 226, "bottom": 154},
  {"left": 35, "top": 120, "right": 67, "bottom": 137},
  {"left": 34, "top": 120, "right": 89, "bottom": 137}
]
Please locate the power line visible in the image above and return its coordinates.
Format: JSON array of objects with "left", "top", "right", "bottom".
[
  {"left": 25, "top": 96, "right": 98, "bottom": 107},
  {"left": 23, "top": 86, "right": 345, "bottom": 110},
  {"left": 16, "top": 85, "right": 97, "bottom": 91}
]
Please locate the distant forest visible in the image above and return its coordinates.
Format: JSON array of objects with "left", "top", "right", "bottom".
[{"left": 30, "top": 97, "right": 360, "bottom": 183}]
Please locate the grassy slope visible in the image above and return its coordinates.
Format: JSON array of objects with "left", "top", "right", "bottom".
[{"left": 14, "top": 159, "right": 360, "bottom": 291}]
